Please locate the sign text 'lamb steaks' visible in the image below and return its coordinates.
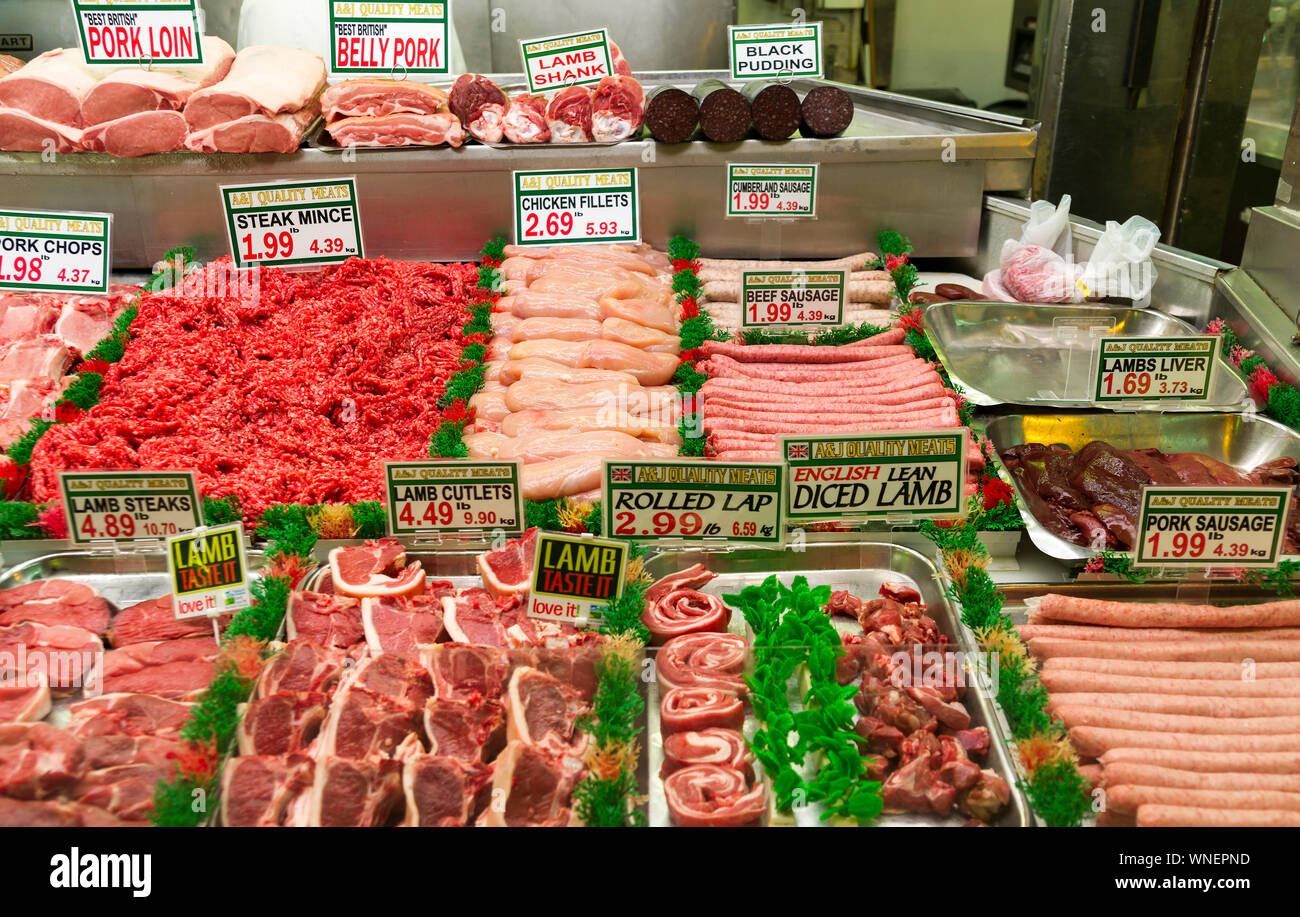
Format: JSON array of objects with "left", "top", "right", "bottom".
[
  {"left": 59, "top": 470, "right": 203, "bottom": 545},
  {"left": 220, "top": 178, "right": 364, "bottom": 269},
  {"left": 526, "top": 532, "right": 627, "bottom": 625}
]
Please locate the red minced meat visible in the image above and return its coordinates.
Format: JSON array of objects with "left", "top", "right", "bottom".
[{"left": 29, "top": 257, "right": 478, "bottom": 523}]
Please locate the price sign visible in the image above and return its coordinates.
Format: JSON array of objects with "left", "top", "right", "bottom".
[
  {"left": 0, "top": 209, "right": 110, "bottom": 294},
  {"left": 527, "top": 532, "right": 626, "bottom": 625},
  {"left": 167, "top": 522, "right": 251, "bottom": 619},
  {"left": 726, "top": 164, "right": 818, "bottom": 218},
  {"left": 73, "top": 0, "right": 203, "bottom": 65},
  {"left": 519, "top": 27, "right": 614, "bottom": 93},
  {"left": 782, "top": 430, "right": 968, "bottom": 523},
  {"left": 220, "top": 178, "right": 363, "bottom": 269},
  {"left": 1135, "top": 486, "right": 1292, "bottom": 569},
  {"left": 728, "top": 22, "right": 823, "bottom": 80},
  {"left": 329, "top": 2, "right": 450, "bottom": 75},
  {"left": 741, "top": 270, "right": 844, "bottom": 327},
  {"left": 1094, "top": 336, "right": 1218, "bottom": 404},
  {"left": 59, "top": 470, "right": 203, "bottom": 545},
  {"left": 513, "top": 169, "right": 639, "bottom": 246},
  {"left": 384, "top": 460, "right": 524, "bottom": 537},
  {"left": 601, "top": 460, "right": 784, "bottom": 545}
]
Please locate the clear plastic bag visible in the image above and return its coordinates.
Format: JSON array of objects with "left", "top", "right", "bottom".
[
  {"left": 1077, "top": 215, "right": 1161, "bottom": 304},
  {"left": 984, "top": 196, "right": 1082, "bottom": 303}
]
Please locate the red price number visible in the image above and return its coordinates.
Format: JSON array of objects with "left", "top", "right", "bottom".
[
  {"left": 523, "top": 211, "right": 575, "bottom": 239},
  {"left": 0, "top": 255, "right": 44, "bottom": 282},
  {"left": 613, "top": 511, "right": 704, "bottom": 537},
  {"left": 242, "top": 231, "right": 294, "bottom": 261},
  {"left": 80, "top": 513, "right": 136, "bottom": 540},
  {"left": 1102, "top": 371, "right": 1153, "bottom": 397},
  {"left": 398, "top": 501, "right": 453, "bottom": 528}
]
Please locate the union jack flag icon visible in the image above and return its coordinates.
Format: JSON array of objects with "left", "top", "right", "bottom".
[
  {"left": 787, "top": 443, "right": 809, "bottom": 460},
  {"left": 611, "top": 466, "right": 633, "bottom": 482}
]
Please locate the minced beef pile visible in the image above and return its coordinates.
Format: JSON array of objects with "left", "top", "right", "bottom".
[{"left": 30, "top": 257, "right": 477, "bottom": 522}]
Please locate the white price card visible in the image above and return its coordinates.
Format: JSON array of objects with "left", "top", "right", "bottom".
[
  {"left": 167, "top": 522, "right": 251, "bottom": 619},
  {"left": 329, "top": 1, "right": 450, "bottom": 75},
  {"left": 601, "top": 460, "right": 785, "bottom": 545},
  {"left": 0, "top": 209, "right": 110, "bottom": 294},
  {"left": 782, "top": 430, "right": 969, "bottom": 523},
  {"left": 220, "top": 178, "right": 363, "bottom": 269},
  {"left": 60, "top": 470, "right": 203, "bottom": 545},
  {"left": 741, "top": 270, "right": 845, "bottom": 328},
  {"left": 527, "top": 531, "right": 627, "bottom": 626},
  {"left": 513, "top": 169, "right": 639, "bottom": 247},
  {"left": 728, "top": 23, "right": 823, "bottom": 80},
  {"left": 384, "top": 460, "right": 524, "bottom": 537},
  {"left": 1134, "top": 486, "right": 1293, "bottom": 569},
  {"left": 1094, "top": 336, "right": 1218, "bottom": 404},
  {"left": 519, "top": 27, "right": 614, "bottom": 93},
  {"left": 73, "top": 0, "right": 203, "bottom": 65},
  {"left": 726, "top": 164, "right": 818, "bottom": 218}
]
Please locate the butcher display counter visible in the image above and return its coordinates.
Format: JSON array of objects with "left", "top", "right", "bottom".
[{"left": 0, "top": 71, "right": 1037, "bottom": 267}]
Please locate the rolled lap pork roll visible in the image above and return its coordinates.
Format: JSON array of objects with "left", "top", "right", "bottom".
[{"left": 641, "top": 588, "right": 731, "bottom": 645}]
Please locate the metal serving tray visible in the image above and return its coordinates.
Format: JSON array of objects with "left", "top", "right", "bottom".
[
  {"left": 642, "top": 540, "right": 1032, "bottom": 828},
  {"left": 0, "top": 71, "right": 1036, "bottom": 266},
  {"left": 0, "top": 549, "right": 276, "bottom": 729},
  {"left": 983, "top": 412, "right": 1300, "bottom": 562},
  {"left": 924, "top": 302, "right": 1247, "bottom": 410}
]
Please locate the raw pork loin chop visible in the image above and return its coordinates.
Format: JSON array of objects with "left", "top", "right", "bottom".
[
  {"left": 476, "top": 527, "right": 538, "bottom": 597},
  {"left": 329, "top": 539, "right": 425, "bottom": 599}
]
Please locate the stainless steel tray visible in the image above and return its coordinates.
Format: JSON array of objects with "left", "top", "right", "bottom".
[
  {"left": 924, "top": 302, "right": 1247, "bottom": 410},
  {"left": 0, "top": 70, "right": 1036, "bottom": 266},
  {"left": 0, "top": 548, "right": 277, "bottom": 730},
  {"left": 983, "top": 411, "right": 1300, "bottom": 561},
  {"left": 642, "top": 540, "right": 1032, "bottom": 827}
]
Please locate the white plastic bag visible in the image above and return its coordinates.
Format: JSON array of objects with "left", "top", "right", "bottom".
[
  {"left": 1076, "top": 215, "right": 1160, "bottom": 304},
  {"left": 984, "top": 195, "right": 1083, "bottom": 303}
]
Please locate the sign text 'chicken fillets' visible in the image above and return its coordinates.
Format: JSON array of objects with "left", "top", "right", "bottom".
[
  {"left": 329, "top": 2, "right": 449, "bottom": 74},
  {"left": 0, "top": 209, "right": 110, "bottom": 294},
  {"left": 527, "top": 531, "right": 627, "bottom": 625},
  {"left": 168, "top": 522, "right": 250, "bottom": 619},
  {"left": 73, "top": 0, "right": 203, "bottom": 65},
  {"left": 384, "top": 460, "right": 524, "bottom": 537},
  {"left": 601, "top": 460, "right": 785, "bottom": 545},
  {"left": 1134, "top": 486, "right": 1292, "bottom": 569},
  {"left": 60, "top": 470, "right": 203, "bottom": 545},
  {"left": 513, "top": 169, "right": 639, "bottom": 246},
  {"left": 519, "top": 28, "right": 614, "bottom": 93},
  {"left": 220, "top": 178, "right": 364, "bottom": 269},
  {"left": 782, "top": 431, "right": 969, "bottom": 523}
]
